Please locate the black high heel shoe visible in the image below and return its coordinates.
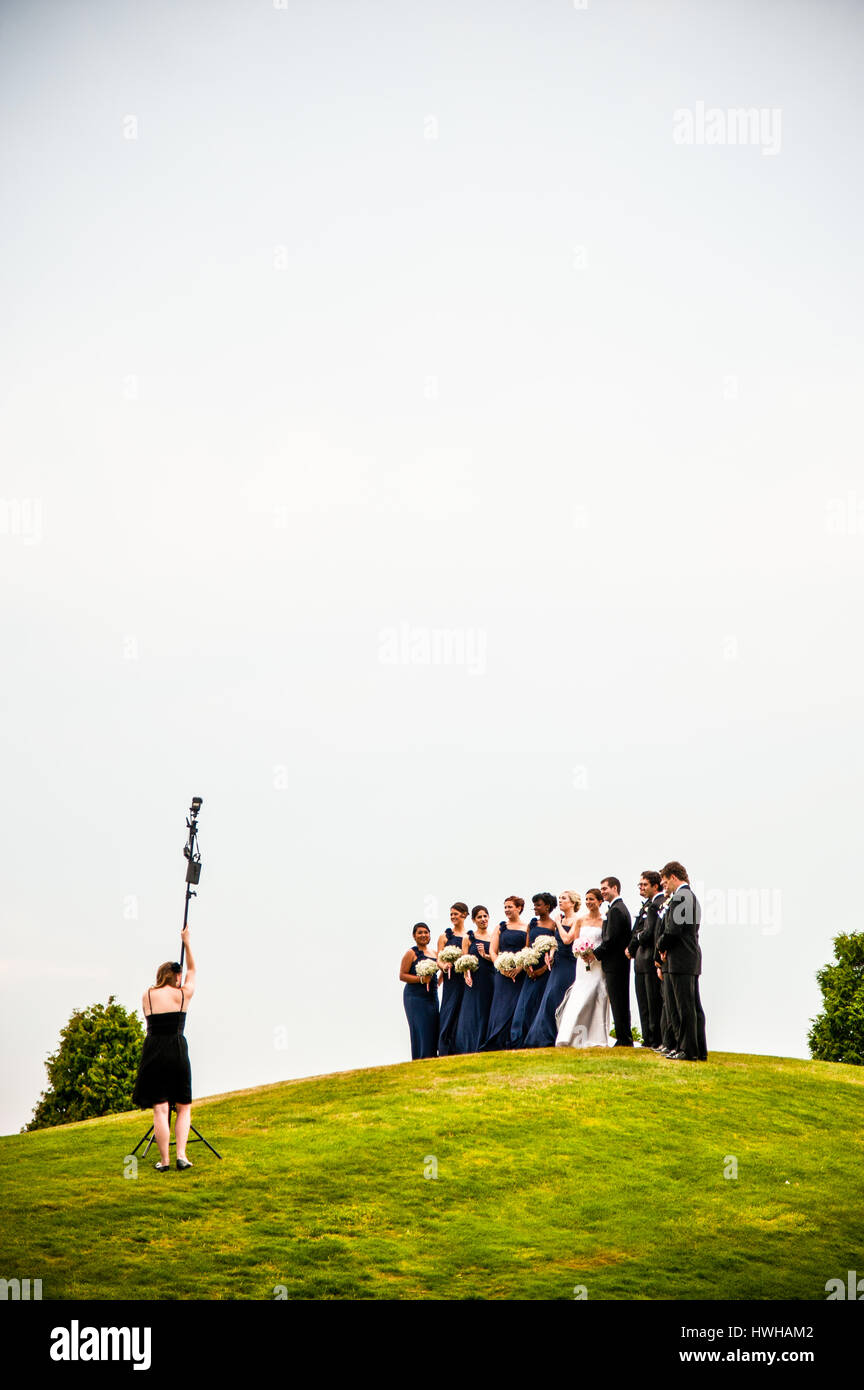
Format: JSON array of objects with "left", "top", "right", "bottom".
[
  {"left": 155, "top": 1162, "right": 171, "bottom": 1172},
  {"left": 176, "top": 1158, "right": 193, "bottom": 1171}
]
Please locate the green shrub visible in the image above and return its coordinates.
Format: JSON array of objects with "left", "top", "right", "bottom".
[
  {"left": 26, "top": 996, "right": 145, "bottom": 1130},
  {"left": 808, "top": 932, "right": 864, "bottom": 1066}
]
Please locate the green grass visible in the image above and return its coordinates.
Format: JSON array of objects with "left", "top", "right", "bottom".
[{"left": 1, "top": 1050, "right": 861, "bottom": 1300}]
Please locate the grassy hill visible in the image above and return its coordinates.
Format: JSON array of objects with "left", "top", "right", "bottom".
[{"left": 1, "top": 1049, "right": 862, "bottom": 1301}]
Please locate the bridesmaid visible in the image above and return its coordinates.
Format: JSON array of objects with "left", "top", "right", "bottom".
[
  {"left": 399, "top": 923, "right": 441, "bottom": 1059},
  {"left": 437, "top": 902, "right": 469, "bottom": 1056},
  {"left": 480, "top": 896, "right": 528, "bottom": 1051},
  {"left": 524, "top": 889, "right": 582, "bottom": 1047},
  {"left": 510, "top": 892, "right": 557, "bottom": 1047},
  {"left": 453, "top": 904, "right": 496, "bottom": 1054}
]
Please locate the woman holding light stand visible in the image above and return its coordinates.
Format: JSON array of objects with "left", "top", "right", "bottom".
[{"left": 133, "top": 927, "right": 196, "bottom": 1171}]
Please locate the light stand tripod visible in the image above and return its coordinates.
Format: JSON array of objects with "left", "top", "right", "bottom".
[
  {"left": 131, "top": 1105, "right": 221, "bottom": 1162},
  {"left": 131, "top": 796, "right": 222, "bottom": 1164}
]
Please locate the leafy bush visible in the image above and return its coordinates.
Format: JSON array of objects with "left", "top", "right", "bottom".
[
  {"left": 26, "top": 997, "right": 145, "bottom": 1130},
  {"left": 808, "top": 932, "right": 864, "bottom": 1066},
  {"left": 609, "top": 1025, "right": 643, "bottom": 1044}
]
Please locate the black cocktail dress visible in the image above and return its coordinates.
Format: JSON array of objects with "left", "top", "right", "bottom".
[{"left": 132, "top": 989, "right": 192, "bottom": 1107}]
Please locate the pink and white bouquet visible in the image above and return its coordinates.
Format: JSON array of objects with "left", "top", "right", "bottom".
[{"left": 574, "top": 937, "right": 596, "bottom": 971}]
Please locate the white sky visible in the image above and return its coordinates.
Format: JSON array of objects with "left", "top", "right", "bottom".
[{"left": 1, "top": 0, "right": 863, "bottom": 1133}]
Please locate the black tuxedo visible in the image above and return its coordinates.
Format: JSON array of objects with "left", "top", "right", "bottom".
[
  {"left": 655, "top": 886, "right": 702, "bottom": 975},
  {"left": 655, "top": 899, "right": 679, "bottom": 1053},
  {"left": 593, "top": 897, "right": 632, "bottom": 1045},
  {"left": 655, "top": 885, "right": 706, "bottom": 1060},
  {"left": 628, "top": 892, "right": 663, "bottom": 1047}
]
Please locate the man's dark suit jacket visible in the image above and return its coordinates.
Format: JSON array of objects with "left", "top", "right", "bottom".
[
  {"left": 628, "top": 893, "right": 663, "bottom": 974},
  {"left": 594, "top": 897, "right": 632, "bottom": 974},
  {"left": 655, "top": 885, "right": 702, "bottom": 975}
]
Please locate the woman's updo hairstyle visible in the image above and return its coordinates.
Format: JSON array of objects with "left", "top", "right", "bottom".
[
  {"left": 532, "top": 891, "right": 557, "bottom": 912},
  {"left": 561, "top": 890, "right": 582, "bottom": 912},
  {"left": 155, "top": 961, "right": 182, "bottom": 988}
]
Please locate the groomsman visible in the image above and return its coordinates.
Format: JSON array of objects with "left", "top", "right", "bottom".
[
  {"left": 626, "top": 871, "right": 664, "bottom": 1048},
  {"left": 594, "top": 877, "right": 633, "bottom": 1046},
  {"left": 655, "top": 861, "right": 707, "bottom": 1061},
  {"left": 654, "top": 890, "right": 680, "bottom": 1056}
]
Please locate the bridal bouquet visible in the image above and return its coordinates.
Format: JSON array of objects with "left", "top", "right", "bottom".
[
  {"left": 438, "top": 944, "right": 462, "bottom": 977},
  {"left": 573, "top": 937, "right": 596, "bottom": 971},
  {"left": 415, "top": 959, "right": 439, "bottom": 990},
  {"left": 495, "top": 951, "right": 521, "bottom": 975},
  {"left": 454, "top": 953, "right": 479, "bottom": 987}
]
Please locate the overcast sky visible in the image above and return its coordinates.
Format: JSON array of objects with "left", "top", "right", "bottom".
[{"left": 2, "top": 0, "right": 862, "bottom": 1134}]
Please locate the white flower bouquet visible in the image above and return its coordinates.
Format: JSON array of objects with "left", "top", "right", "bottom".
[
  {"left": 454, "top": 954, "right": 479, "bottom": 974},
  {"left": 454, "top": 953, "right": 479, "bottom": 987},
  {"left": 532, "top": 934, "right": 557, "bottom": 970},
  {"left": 495, "top": 952, "right": 521, "bottom": 975},
  {"left": 415, "top": 958, "right": 439, "bottom": 990},
  {"left": 438, "top": 944, "right": 462, "bottom": 977}
]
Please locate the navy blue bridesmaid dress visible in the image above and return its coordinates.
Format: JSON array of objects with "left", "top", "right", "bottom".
[
  {"left": 480, "top": 922, "right": 528, "bottom": 1051},
  {"left": 453, "top": 928, "right": 495, "bottom": 1054},
  {"left": 525, "top": 925, "right": 577, "bottom": 1047},
  {"left": 403, "top": 945, "right": 440, "bottom": 1059},
  {"left": 509, "top": 918, "right": 552, "bottom": 1048},
  {"left": 437, "top": 926, "right": 465, "bottom": 1056}
]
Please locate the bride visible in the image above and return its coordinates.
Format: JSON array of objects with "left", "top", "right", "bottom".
[{"left": 555, "top": 888, "right": 611, "bottom": 1048}]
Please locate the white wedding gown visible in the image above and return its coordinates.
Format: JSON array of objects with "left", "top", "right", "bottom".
[{"left": 554, "top": 924, "right": 611, "bottom": 1048}]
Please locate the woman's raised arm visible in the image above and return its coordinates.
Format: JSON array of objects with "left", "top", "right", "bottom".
[{"left": 181, "top": 928, "right": 197, "bottom": 997}]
